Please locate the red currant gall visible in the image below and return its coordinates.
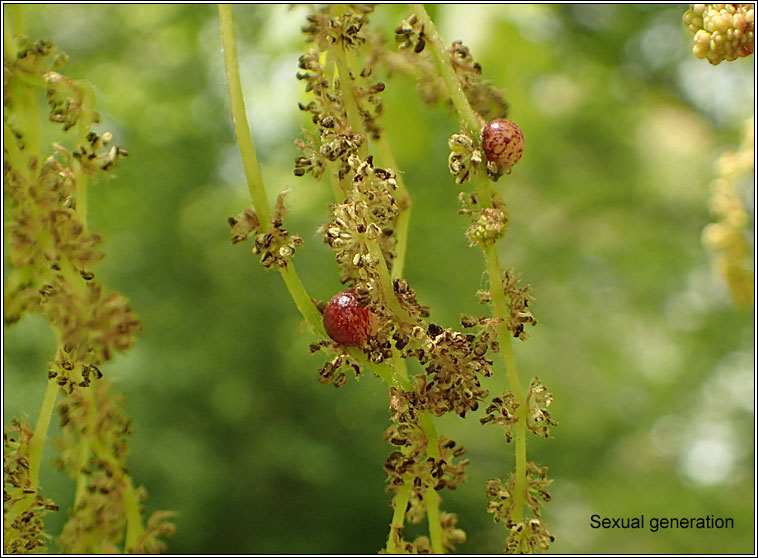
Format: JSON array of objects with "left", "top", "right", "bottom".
[
  {"left": 322, "top": 288, "right": 374, "bottom": 346},
  {"left": 482, "top": 118, "right": 525, "bottom": 174}
]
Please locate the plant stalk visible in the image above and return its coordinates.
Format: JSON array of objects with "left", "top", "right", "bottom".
[
  {"left": 219, "top": 4, "right": 325, "bottom": 336},
  {"left": 218, "top": 4, "right": 272, "bottom": 230},
  {"left": 410, "top": 5, "right": 482, "bottom": 139},
  {"left": 417, "top": 3, "right": 530, "bottom": 524}
]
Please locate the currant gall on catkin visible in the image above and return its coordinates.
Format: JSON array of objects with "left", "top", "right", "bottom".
[
  {"left": 322, "top": 288, "right": 374, "bottom": 346},
  {"left": 482, "top": 118, "right": 525, "bottom": 174}
]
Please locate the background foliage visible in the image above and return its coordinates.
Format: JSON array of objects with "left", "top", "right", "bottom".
[{"left": 3, "top": 4, "right": 754, "bottom": 554}]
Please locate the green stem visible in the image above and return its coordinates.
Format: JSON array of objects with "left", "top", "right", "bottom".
[
  {"left": 385, "top": 408, "right": 445, "bottom": 555},
  {"left": 477, "top": 171, "right": 526, "bottom": 521},
  {"left": 72, "top": 78, "right": 96, "bottom": 230},
  {"left": 391, "top": 346, "right": 412, "bottom": 390},
  {"left": 365, "top": 240, "right": 413, "bottom": 323},
  {"left": 424, "top": 489, "right": 445, "bottom": 554},
  {"left": 74, "top": 166, "right": 88, "bottom": 231},
  {"left": 347, "top": 348, "right": 406, "bottom": 388},
  {"left": 75, "top": 79, "right": 97, "bottom": 145},
  {"left": 218, "top": 4, "right": 272, "bottom": 231},
  {"left": 392, "top": 360, "right": 445, "bottom": 553},
  {"left": 28, "top": 378, "right": 59, "bottom": 491},
  {"left": 417, "top": 4, "right": 530, "bottom": 525},
  {"left": 279, "top": 264, "right": 326, "bottom": 337},
  {"left": 409, "top": 4, "right": 482, "bottom": 139},
  {"left": 328, "top": 7, "right": 369, "bottom": 160},
  {"left": 375, "top": 136, "right": 412, "bottom": 281},
  {"left": 73, "top": 387, "right": 97, "bottom": 505},
  {"left": 483, "top": 240, "right": 526, "bottom": 522},
  {"left": 3, "top": 10, "right": 18, "bottom": 60},
  {"left": 121, "top": 477, "right": 144, "bottom": 551},
  {"left": 419, "top": 409, "right": 444, "bottom": 552},
  {"left": 18, "top": 76, "right": 41, "bottom": 159},
  {"left": 326, "top": 23, "right": 414, "bottom": 323},
  {"left": 5, "top": 4, "right": 24, "bottom": 42},
  {"left": 332, "top": 48, "right": 368, "bottom": 159},
  {"left": 392, "top": 206, "right": 411, "bottom": 281},
  {"left": 3, "top": 118, "right": 31, "bottom": 183},
  {"left": 418, "top": 412, "right": 438, "bottom": 459},
  {"left": 333, "top": 169, "right": 413, "bottom": 324},
  {"left": 219, "top": 4, "right": 325, "bottom": 337},
  {"left": 375, "top": 136, "right": 408, "bottom": 200},
  {"left": 90, "top": 437, "right": 144, "bottom": 550},
  {"left": 386, "top": 483, "right": 412, "bottom": 553},
  {"left": 481, "top": 245, "right": 522, "bottom": 399},
  {"left": 3, "top": 374, "right": 55, "bottom": 534},
  {"left": 325, "top": 10, "right": 449, "bottom": 550}
]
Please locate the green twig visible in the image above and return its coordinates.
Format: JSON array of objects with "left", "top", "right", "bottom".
[
  {"left": 483, "top": 240, "right": 526, "bottom": 522},
  {"left": 424, "top": 489, "right": 445, "bottom": 554},
  {"left": 418, "top": 405, "right": 444, "bottom": 553},
  {"left": 320, "top": 10, "right": 449, "bottom": 551},
  {"left": 280, "top": 264, "right": 327, "bottom": 337},
  {"left": 418, "top": 3, "right": 530, "bottom": 525},
  {"left": 365, "top": 240, "right": 414, "bottom": 323},
  {"left": 218, "top": 4, "right": 272, "bottom": 230},
  {"left": 28, "top": 379, "right": 59, "bottom": 491},
  {"left": 219, "top": 4, "right": 325, "bottom": 337},
  {"left": 409, "top": 5, "right": 482, "bottom": 139},
  {"left": 386, "top": 483, "right": 412, "bottom": 553},
  {"left": 89, "top": 437, "right": 145, "bottom": 550},
  {"left": 375, "top": 136, "right": 412, "bottom": 281},
  {"left": 332, "top": 47, "right": 368, "bottom": 160},
  {"left": 327, "top": 42, "right": 415, "bottom": 324}
]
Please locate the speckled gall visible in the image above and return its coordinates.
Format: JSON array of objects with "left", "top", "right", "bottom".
[
  {"left": 322, "top": 288, "right": 374, "bottom": 346},
  {"left": 481, "top": 118, "right": 525, "bottom": 174}
]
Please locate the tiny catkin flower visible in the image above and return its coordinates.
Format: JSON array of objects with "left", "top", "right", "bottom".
[
  {"left": 525, "top": 377, "right": 557, "bottom": 438},
  {"left": 505, "top": 517, "right": 555, "bottom": 553},
  {"left": 467, "top": 207, "right": 508, "bottom": 246},
  {"left": 482, "top": 118, "right": 525, "bottom": 176},
  {"left": 448, "top": 133, "right": 482, "bottom": 184}
]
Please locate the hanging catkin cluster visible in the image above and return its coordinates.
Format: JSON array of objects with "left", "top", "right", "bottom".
[{"left": 4, "top": 29, "right": 174, "bottom": 554}]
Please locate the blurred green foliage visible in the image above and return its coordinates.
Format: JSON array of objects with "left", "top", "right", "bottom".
[{"left": 3, "top": 4, "right": 754, "bottom": 554}]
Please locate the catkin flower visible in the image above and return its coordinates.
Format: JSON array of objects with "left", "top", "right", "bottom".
[
  {"left": 506, "top": 517, "right": 555, "bottom": 553},
  {"left": 448, "top": 133, "right": 482, "bottom": 184},
  {"left": 525, "top": 377, "right": 557, "bottom": 438}
]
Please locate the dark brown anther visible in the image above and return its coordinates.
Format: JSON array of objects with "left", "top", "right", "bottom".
[
  {"left": 427, "top": 323, "right": 443, "bottom": 338},
  {"left": 39, "top": 284, "right": 55, "bottom": 297},
  {"left": 461, "top": 315, "right": 478, "bottom": 328}
]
